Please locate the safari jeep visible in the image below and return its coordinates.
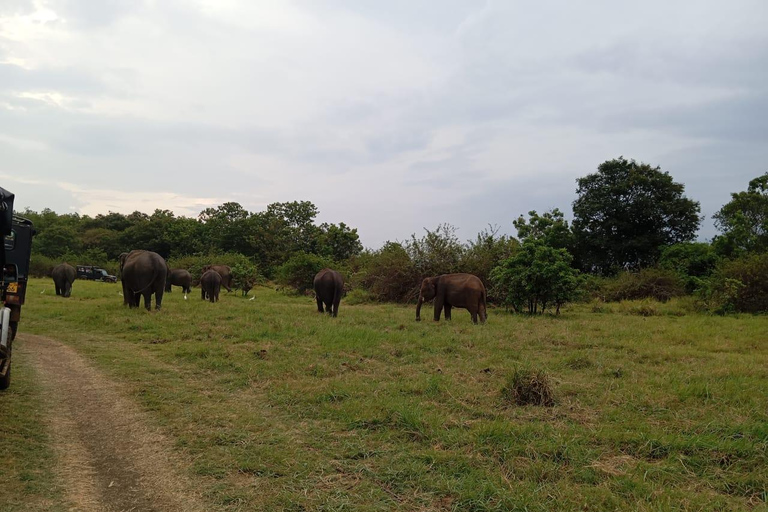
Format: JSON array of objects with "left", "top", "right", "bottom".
[{"left": 0, "top": 187, "right": 34, "bottom": 390}]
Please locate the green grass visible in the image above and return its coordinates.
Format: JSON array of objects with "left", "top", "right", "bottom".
[
  {"left": 0, "top": 345, "right": 67, "bottom": 511},
  {"left": 8, "top": 278, "right": 768, "bottom": 510}
]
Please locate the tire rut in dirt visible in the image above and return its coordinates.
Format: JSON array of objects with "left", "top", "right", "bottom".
[{"left": 20, "top": 334, "right": 206, "bottom": 512}]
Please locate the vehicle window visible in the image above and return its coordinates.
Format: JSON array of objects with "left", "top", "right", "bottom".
[{"left": 3, "top": 230, "right": 14, "bottom": 250}]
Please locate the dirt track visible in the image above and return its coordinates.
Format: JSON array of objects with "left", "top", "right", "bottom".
[{"left": 20, "top": 334, "right": 207, "bottom": 512}]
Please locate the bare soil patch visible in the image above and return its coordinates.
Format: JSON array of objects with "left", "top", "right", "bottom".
[{"left": 20, "top": 334, "right": 207, "bottom": 512}]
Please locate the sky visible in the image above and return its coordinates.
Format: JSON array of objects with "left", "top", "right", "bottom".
[{"left": 1, "top": 0, "right": 766, "bottom": 247}]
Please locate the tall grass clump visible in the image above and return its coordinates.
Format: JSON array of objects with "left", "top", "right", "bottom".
[{"left": 500, "top": 367, "right": 555, "bottom": 406}]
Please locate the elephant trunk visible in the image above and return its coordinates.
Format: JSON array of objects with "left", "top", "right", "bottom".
[{"left": 416, "top": 295, "right": 424, "bottom": 321}]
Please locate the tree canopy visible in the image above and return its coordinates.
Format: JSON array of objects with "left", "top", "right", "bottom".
[
  {"left": 572, "top": 157, "right": 701, "bottom": 274},
  {"left": 713, "top": 172, "right": 768, "bottom": 255}
]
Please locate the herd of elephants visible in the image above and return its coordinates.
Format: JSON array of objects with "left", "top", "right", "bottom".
[{"left": 50, "top": 249, "right": 489, "bottom": 323}]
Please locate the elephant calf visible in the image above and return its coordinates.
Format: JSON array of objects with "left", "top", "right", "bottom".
[
  {"left": 52, "top": 263, "right": 76, "bottom": 297},
  {"left": 202, "top": 264, "right": 233, "bottom": 292},
  {"left": 313, "top": 268, "right": 344, "bottom": 317},
  {"left": 200, "top": 270, "right": 222, "bottom": 303},
  {"left": 416, "top": 273, "right": 487, "bottom": 324},
  {"left": 166, "top": 268, "right": 192, "bottom": 298}
]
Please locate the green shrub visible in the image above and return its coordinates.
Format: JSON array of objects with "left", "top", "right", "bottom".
[
  {"left": 601, "top": 268, "right": 685, "bottom": 303},
  {"left": 275, "top": 252, "right": 333, "bottom": 294},
  {"left": 659, "top": 243, "right": 720, "bottom": 293},
  {"left": 29, "top": 254, "right": 59, "bottom": 277},
  {"left": 351, "top": 243, "right": 419, "bottom": 302},
  {"left": 167, "top": 253, "right": 254, "bottom": 281},
  {"left": 699, "top": 253, "right": 768, "bottom": 313},
  {"left": 230, "top": 262, "right": 263, "bottom": 296},
  {"left": 344, "top": 288, "right": 375, "bottom": 305},
  {"left": 491, "top": 239, "right": 582, "bottom": 314}
]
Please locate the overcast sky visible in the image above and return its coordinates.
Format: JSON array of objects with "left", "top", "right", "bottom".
[{"left": 1, "top": 0, "right": 766, "bottom": 247}]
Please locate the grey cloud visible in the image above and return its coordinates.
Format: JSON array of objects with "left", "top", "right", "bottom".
[{"left": 0, "top": 62, "right": 106, "bottom": 94}]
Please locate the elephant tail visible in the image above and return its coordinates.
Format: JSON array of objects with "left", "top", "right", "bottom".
[{"left": 131, "top": 267, "right": 160, "bottom": 295}]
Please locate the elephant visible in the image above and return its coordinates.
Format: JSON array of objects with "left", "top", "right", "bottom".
[
  {"left": 200, "top": 270, "right": 222, "bottom": 303},
  {"left": 313, "top": 268, "right": 343, "bottom": 317},
  {"left": 165, "top": 268, "right": 192, "bottom": 297},
  {"left": 202, "top": 265, "right": 233, "bottom": 292},
  {"left": 51, "top": 263, "right": 76, "bottom": 297},
  {"left": 416, "top": 273, "right": 487, "bottom": 324},
  {"left": 118, "top": 250, "right": 167, "bottom": 310}
]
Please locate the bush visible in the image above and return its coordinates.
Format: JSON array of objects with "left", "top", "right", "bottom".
[
  {"left": 275, "top": 252, "right": 333, "bottom": 294},
  {"left": 659, "top": 243, "right": 720, "bottom": 293},
  {"left": 491, "top": 239, "right": 582, "bottom": 314},
  {"left": 29, "top": 254, "right": 59, "bottom": 277},
  {"left": 230, "top": 262, "right": 263, "bottom": 296},
  {"left": 30, "top": 252, "right": 119, "bottom": 277},
  {"left": 601, "top": 268, "right": 685, "bottom": 303},
  {"left": 351, "top": 243, "right": 420, "bottom": 302},
  {"left": 699, "top": 253, "right": 768, "bottom": 313},
  {"left": 501, "top": 367, "right": 555, "bottom": 406},
  {"left": 167, "top": 253, "right": 254, "bottom": 281},
  {"left": 460, "top": 227, "right": 519, "bottom": 295}
]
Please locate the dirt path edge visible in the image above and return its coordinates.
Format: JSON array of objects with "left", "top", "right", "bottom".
[{"left": 19, "top": 334, "right": 208, "bottom": 512}]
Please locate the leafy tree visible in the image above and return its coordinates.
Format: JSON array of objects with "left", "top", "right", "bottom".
[
  {"left": 275, "top": 252, "right": 332, "bottom": 294},
  {"left": 33, "top": 224, "right": 82, "bottom": 258},
  {"left": 713, "top": 172, "right": 768, "bottom": 255},
  {"left": 460, "top": 225, "right": 519, "bottom": 289},
  {"left": 231, "top": 262, "right": 262, "bottom": 296},
  {"left": 572, "top": 157, "right": 701, "bottom": 274},
  {"left": 513, "top": 209, "right": 574, "bottom": 251},
  {"left": 353, "top": 242, "right": 419, "bottom": 302},
  {"left": 491, "top": 239, "right": 582, "bottom": 314},
  {"left": 317, "top": 222, "right": 363, "bottom": 261},
  {"left": 406, "top": 224, "right": 465, "bottom": 277},
  {"left": 659, "top": 242, "right": 720, "bottom": 292},
  {"left": 266, "top": 201, "right": 321, "bottom": 254}
]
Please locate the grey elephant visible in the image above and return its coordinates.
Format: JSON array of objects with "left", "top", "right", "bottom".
[
  {"left": 51, "top": 263, "right": 76, "bottom": 297},
  {"left": 200, "top": 270, "right": 221, "bottom": 303},
  {"left": 118, "top": 250, "right": 167, "bottom": 310},
  {"left": 165, "top": 268, "right": 192, "bottom": 297},
  {"left": 313, "top": 268, "right": 343, "bottom": 317},
  {"left": 416, "top": 273, "right": 487, "bottom": 324},
  {"left": 202, "top": 265, "right": 233, "bottom": 292}
]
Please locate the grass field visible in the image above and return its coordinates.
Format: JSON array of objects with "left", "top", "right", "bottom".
[{"left": 2, "top": 278, "right": 767, "bottom": 511}]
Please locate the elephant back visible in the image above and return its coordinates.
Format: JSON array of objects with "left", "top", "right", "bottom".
[{"left": 121, "top": 250, "right": 167, "bottom": 293}]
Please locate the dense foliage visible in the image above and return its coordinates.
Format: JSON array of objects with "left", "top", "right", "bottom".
[
  {"left": 491, "top": 240, "right": 582, "bottom": 314},
  {"left": 713, "top": 172, "right": 768, "bottom": 256},
  {"left": 572, "top": 157, "right": 701, "bottom": 274},
  {"left": 17, "top": 158, "right": 768, "bottom": 313}
]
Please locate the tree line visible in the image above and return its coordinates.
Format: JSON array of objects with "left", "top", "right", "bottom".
[{"left": 22, "top": 158, "right": 768, "bottom": 313}]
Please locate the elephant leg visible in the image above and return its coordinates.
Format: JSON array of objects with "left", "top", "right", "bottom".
[
  {"left": 469, "top": 306, "right": 479, "bottom": 324},
  {"left": 316, "top": 297, "right": 324, "bottom": 313},
  {"left": 201, "top": 288, "right": 206, "bottom": 300},
  {"left": 479, "top": 303, "right": 487, "bottom": 323},
  {"left": 55, "top": 284, "right": 61, "bottom": 296},
  {"left": 444, "top": 304, "right": 452, "bottom": 320},
  {"left": 433, "top": 296, "right": 444, "bottom": 321},
  {"left": 132, "top": 292, "right": 141, "bottom": 308},
  {"left": 143, "top": 291, "right": 152, "bottom": 311},
  {"left": 155, "top": 288, "right": 164, "bottom": 310}
]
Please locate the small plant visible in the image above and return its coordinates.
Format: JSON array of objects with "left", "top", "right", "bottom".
[{"left": 501, "top": 366, "right": 555, "bottom": 406}]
